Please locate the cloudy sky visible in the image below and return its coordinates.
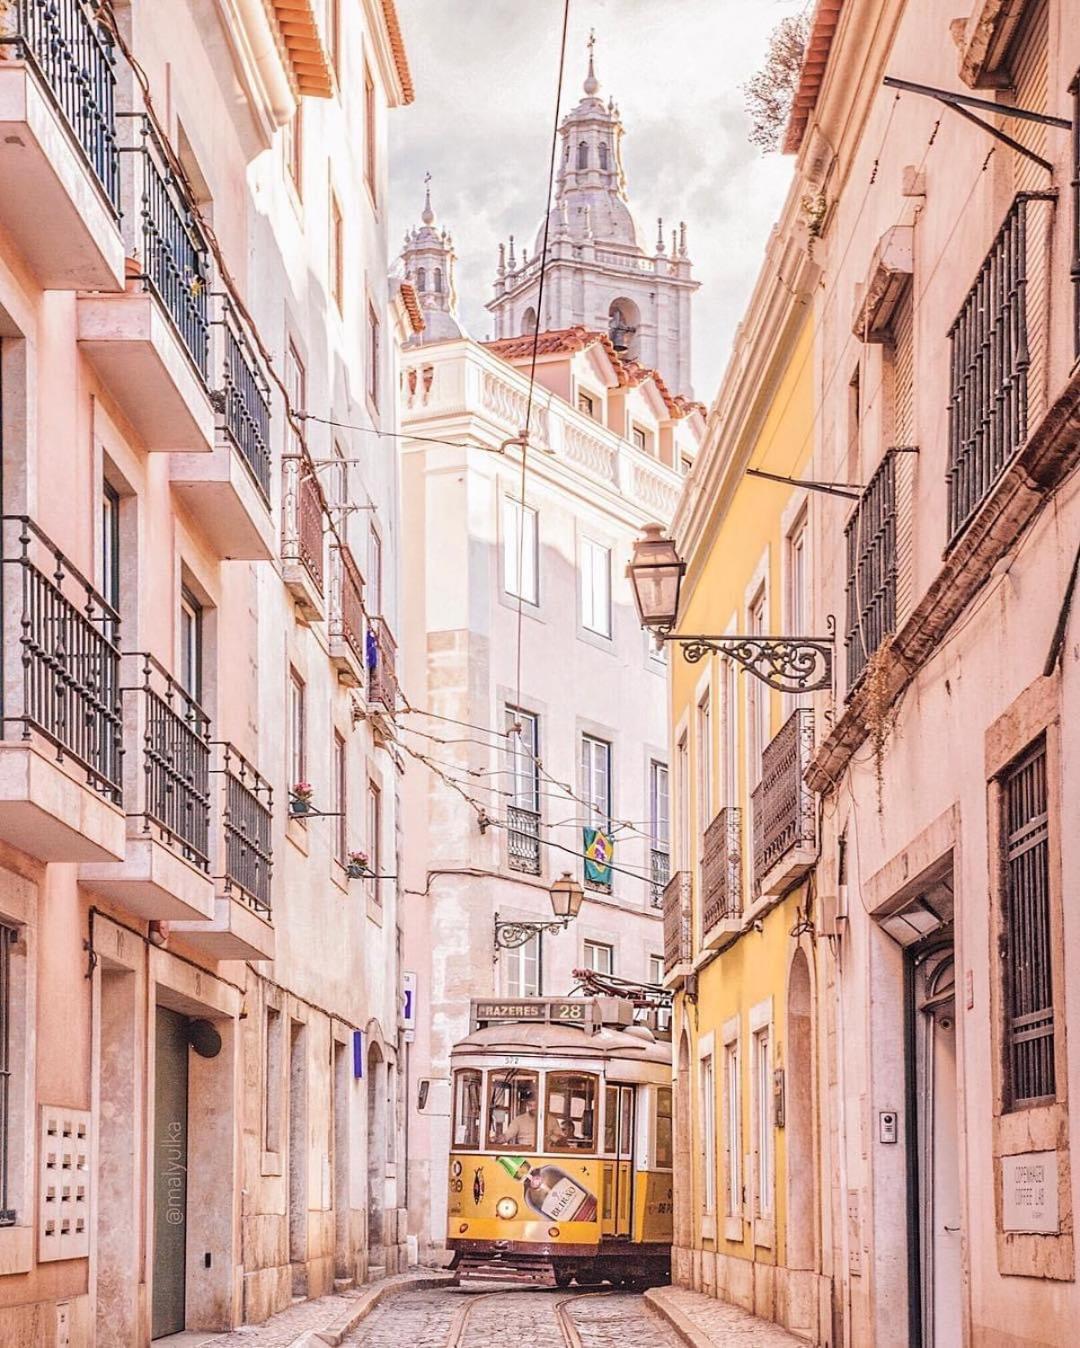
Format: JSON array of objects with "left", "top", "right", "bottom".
[{"left": 388, "top": 0, "right": 804, "bottom": 403}]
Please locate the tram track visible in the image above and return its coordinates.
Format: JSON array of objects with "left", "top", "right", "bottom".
[{"left": 443, "top": 1287, "right": 612, "bottom": 1348}]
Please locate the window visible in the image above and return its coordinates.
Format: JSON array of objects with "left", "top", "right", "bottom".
[
  {"left": 583, "top": 940, "right": 613, "bottom": 975},
  {"left": 576, "top": 140, "right": 588, "bottom": 170},
  {"left": 680, "top": 455, "right": 692, "bottom": 476},
  {"left": 544, "top": 1072, "right": 597, "bottom": 1151},
  {"left": 577, "top": 390, "right": 595, "bottom": 418},
  {"left": 416, "top": 266, "right": 426, "bottom": 291},
  {"left": 284, "top": 106, "right": 302, "bottom": 195},
  {"left": 333, "top": 732, "right": 347, "bottom": 865},
  {"left": 506, "top": 708, "right": 539, "bottom": 812},
  {"left": 598, "top": 141, "right": 609, "bottom": 170},
  {"left": 369, "top": 526, "right": 383, "bottom": 615},
  {"left": 486, "top": 1069, "right": 538, "bottom": 1148},
  {"left": 650, "top": 761, "right": 670, "bottom": 851},
  {"left": 581, "top": 735, "right": 611, "bottom": 830},
  {"left": 0, "top": 923, "right": 16, "bottom": 1220},
  {"left": 288, "top": 670, "right": 306, "bottom": 788},
  {"left": 747, "top": 589, "right": 768, "bottom": 784},
  {"left": 631, "top": 425, "right": 648, "bottom": 454},
  {"left": 102, "top": 480, "right": 120, "bottom": 614},
  {"left": 286, "top": 343, "right": 306, "bottom": 453},
  {"left": 650, "top": 955, "right": 671, "bottom": 1030},
  {"left": 721, "top": 658, "right": 738, "bottom": 809},
  {"left": 724, "top": 1039, "right": 741, "bottom": 1216},
  {"left": 434, "top": 267, "right": 443, "bottom": 293},
  {"left": 366, "top": 303, "right": 380, "bottom": 409},
  {"left": 179, "top": 586, "right": 203, "bottom": 702},
  {"left": 754, "top": 1027, "right": 773, "bottom": 1215},
  {"left": 580, "top": 539, "right": 611, "bottom": 637},
  {"left": 696, "top": 691, "right": 711, "bottom": 839},
  {"left": 1002, "top": 738, "right": 1054, "bottom": 1108},
  {"left": 786, "top": 510, "right": 809, "bottom": 710},
  {"left": 363, "top": 62, "right": 376, "bottom": 193},
  {"left": 328, "top": 0, "right": 341, "bottom": 77},
  {"left": 367, "top": 780, "right": 381, "bottom": 904},
  {"left": 676, "top": 732, "right": 689, "bottom": 869},
  {"left": 503, "top": 932, "right": 540, "bottom": 997},
  {"left": 330, "top": 192, "right": 344, "bottom": 311},
  {"left": 264, "top": 1005, "right": 283, "bottom": 1153},
  {"left": 502, "top": 497, "right": 539, "bottom": 605},
  {"left": 655, "top": 1086, "right": 673, "bottom": 1167},
  {"left": 700, "top": 1055, "right": 716, "bottom": 1213},
  {"left": 452, "top": 1069, "right": 482, "bottom": 1149}
]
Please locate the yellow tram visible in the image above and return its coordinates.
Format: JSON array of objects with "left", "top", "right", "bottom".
[{"left": 446, "top": 996, "right": 673, "bottom": 1287}]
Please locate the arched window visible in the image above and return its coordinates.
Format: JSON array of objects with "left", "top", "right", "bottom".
[
  {"left": 598, "top": 142, "right": 608, "bottom": 171},
  {"left": 608, "top": 298, "right": 640, "bottom": 356},
  {"left": 521, "top": 307, "right": 537, "bottom": 336},
  {"left": 434, "top": 267, "right": 443, "bottom": 293},
  {"left": 416, "top": 266, "right": 426, "bottom": 291},
  {"left": 576, "top": 140, "right": 589, "bottom": 170}
]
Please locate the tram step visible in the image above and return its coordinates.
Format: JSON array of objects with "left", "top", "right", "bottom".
[{"left": 456, "top": 1253, "right": 556, "bottom": 1287}]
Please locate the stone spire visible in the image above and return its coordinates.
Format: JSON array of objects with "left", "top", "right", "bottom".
[{"left": 400, "top": 176, "right": 462, "bottom": 344}]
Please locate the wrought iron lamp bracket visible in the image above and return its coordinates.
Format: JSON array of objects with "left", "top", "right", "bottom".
[
  {"left": 493, "top": 917, "right": 569, "bottom": 950},
  {"left": 664, "top": 616, "right": 835, "bottom": 695}
]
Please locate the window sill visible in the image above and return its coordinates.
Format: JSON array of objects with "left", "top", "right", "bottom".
[
  {"left": 331, "top": 860, "right": 349, "bottom": 894},
  {"left": 0, "top": 1225, "right": 33, "bottom": 1274},
  {"left": 261, "top": 1150, "right": 283, "bottom": 1178},
  {"left": 724, "top": 1214, "right": 744, "bottom": 1243},
  {"left": 366, "top": 895, "right": 383, "bottom": 926},
  {"left": 287, "top": 815, "right": 309, "bottom": 854},
  {"left": 754, "top": 1216, "right": 775, "bottom": 1249},
  {"left": 700, "top": 1211, "right": 716, "bottom": 1240}
]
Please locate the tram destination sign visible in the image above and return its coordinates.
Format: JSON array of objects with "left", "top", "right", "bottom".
[
  {"left": 472, "top": 999, "right": 591, "bottom": 1025},
  {"left": 474, "top": 1001, "right": 547, "bottom": 1022}
]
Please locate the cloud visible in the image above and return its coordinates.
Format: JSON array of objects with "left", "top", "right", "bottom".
[{"left": 389, "top": 0, "right": 803, "bottom": 402}]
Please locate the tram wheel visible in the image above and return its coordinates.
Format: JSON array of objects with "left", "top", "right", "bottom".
[{"left": 554, "top": 1267, "right": 574, "bottom": 1288}]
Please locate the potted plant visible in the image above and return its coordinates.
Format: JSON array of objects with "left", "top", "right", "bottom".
[
  {"left": 346, "top": 850, "right": 369, "bottom": 879},
  {"left": 290, "top": 782, "right": 314, "bottom": 816}
]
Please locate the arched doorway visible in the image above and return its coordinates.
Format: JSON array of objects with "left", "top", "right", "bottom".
[
  {"left": 786, "top": 947, "right": 815, "bottom": 1271},
  {"left": 674, "top": 1029, "right": 692, "bottom": 1249},
  {"left": 366, "top": 1040, "right": 386, "bottom": 1265}
]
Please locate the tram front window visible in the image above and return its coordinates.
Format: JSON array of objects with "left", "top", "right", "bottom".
[
  {"left": 487, "top": 1070, "right": 539, "bottom": 1149},
  {"left": 452, "top": 1069, "right": 482, "bottom": 1149},
  {"left": 545, "top": 1072, "right": 597, "bottom": 1151}
]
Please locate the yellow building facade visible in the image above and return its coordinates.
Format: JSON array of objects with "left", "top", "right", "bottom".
[{"left": 663, "top": 193, "right": 835, "bottom": 1344}]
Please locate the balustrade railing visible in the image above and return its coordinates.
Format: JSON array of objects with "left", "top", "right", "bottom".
[
  {"left": 124, "top": 653, "right": 210, "bottom": 867},
  {"left": 662, "top": 871, "right": 691, "bottom": 974},
  {"left": 214, "top": 742, "right": 272, "bottom": 914},
  {"left": 650, "top": 847, "right": 669, "bottom": 909},
  {"left": 701, "top": 806, "right": 742, "bottom": 932},
  {"left": 2, "top": 0, "right": 120, "bottom": 212},
  {"left": 508, "top": 805, "right": 541, "bottom": 874},
  {"left": 1, "top": 515, "right": 123, "bottom": 802},
  {"left": 367, "top": 615, "right": 396, "bottom": 712},
  {"left": 122, "top": 114, "right": 211, "bottom": 379},
  {"left": 751, "top": 709, "right": 816, "bottom": 892},
  {"left": 217, "top": 298, "right": 271, "bottom": 501},
  {"left": 947, "top": 192, "right": 1055, "bottom": 543}
]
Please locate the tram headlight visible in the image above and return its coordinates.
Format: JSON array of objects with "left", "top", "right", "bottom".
[{"left": 496, "top": 1197, "right": 518, "bottom": 1220}]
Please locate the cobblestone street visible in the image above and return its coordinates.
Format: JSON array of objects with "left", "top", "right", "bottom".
[{"left": 344, "top": 1286, "right": 680, "bottom": 1348}]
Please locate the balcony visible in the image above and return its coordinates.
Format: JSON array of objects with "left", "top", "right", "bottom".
[
  {"left": 80, "top": 655, "right": 215, "bottom": 920},
  {"left": 367, "top": 615, "right": 397, "bottom": 717},
  {"left": 170, "top": 299, "right": 274, "bottom": 560},
  {"left": 662, "top": 870, "right": 692, "bottom": 986},
  {"left": 507, "top": 805, "right": 541, "bottom": 875},
  {"left": 327, "top": 545, "right": 365, "bottom": 686},
  {"left": 946, "top": 192, "right": 1055, "bottom": 544},
  {"left": 0, "top": 517, "right": 125, "bottom": 862},
  {"left": 172, "top": 744, "right": 274, "bottom": 961},
  {"left": 281, "top": 462, "right": 325, "bottom": 621},
  {"left": 650, "top": 846, "right": 669, "bottom": 909},
  {"left": 701, "top": 806, "right": 742, "bottom": 949},
  {"left": 0, "top": 0, "right": 124, "bottom": 289},
  {"left": 751, "top": 709, "right": 816, "bottom": 899},
  {"left": 78, "top": 115, "right": 214, "bottom": 452}
]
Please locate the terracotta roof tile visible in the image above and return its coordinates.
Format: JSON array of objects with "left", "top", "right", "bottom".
[
  {"left": 380, "top": 0, "right": 415, "bottom": 105},
  {"left": 267, "top": 0, "right": 334, "bottom": 98},
  {"left": 782, "top": 0, "right": 846, "bottom": 155},
  {"left": 399, "top": 281, "right": 424, "bottom": 334}
]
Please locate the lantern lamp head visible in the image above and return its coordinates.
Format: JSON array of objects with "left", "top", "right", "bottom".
[{"left": 627, "top": 523, "right": 685, "bottom": 633}]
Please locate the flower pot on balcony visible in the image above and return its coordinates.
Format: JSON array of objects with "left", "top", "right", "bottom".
[{"left": 289, "top": 798, "right": 312, "bottom": 817}]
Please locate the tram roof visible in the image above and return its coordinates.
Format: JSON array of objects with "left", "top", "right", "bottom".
[{"left": 452, "top": 1020, "right": 672, "bottom": 1066}]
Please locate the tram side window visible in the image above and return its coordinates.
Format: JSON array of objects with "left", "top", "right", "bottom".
[
  {"left": 487, "top": 1070, "right": 539, "bottom": 1149},
  {"left": 453, "top": 1069, "right": 482, "bottom": 1149},
  {"left": 545, "top": 1072, "right": 597, "bottom": 1151},
  {"left": 603, "top": 1084, "right": 618, "bottom": 1152},
  {"left": 655, "top": 1086, "right": 673, "bottom": 1167}
]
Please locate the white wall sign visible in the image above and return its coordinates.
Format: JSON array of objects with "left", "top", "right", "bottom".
[
  {"left": 402, "top": 971, "right": 417, "bottom": 1031},
  {"left": 1001, "top": 1150, "right": 1059, "bottom": 1234}
]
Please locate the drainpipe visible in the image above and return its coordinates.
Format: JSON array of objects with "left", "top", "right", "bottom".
[{"left": 834, "top": 934, "right": 853, "bottom": 1348}]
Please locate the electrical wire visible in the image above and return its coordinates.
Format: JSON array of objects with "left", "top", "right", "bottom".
[{"left": 296, "top": 411, "right": 485, "bottom": 453}]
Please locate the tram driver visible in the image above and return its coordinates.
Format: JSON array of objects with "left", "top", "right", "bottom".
[{"left": 501, "top": 1087, "right": 538, "bottom": 1146}]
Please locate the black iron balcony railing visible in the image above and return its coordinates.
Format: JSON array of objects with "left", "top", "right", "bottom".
[
  {"left": 214, "top": 742, "right": 272, "bottom": 914},
  {"left": 845, "top": 452, "right": 897, "bottom": 691},
  {"left": 1, "top": 0, "right": 120, "bottom": 212},
  {"left": 507, "top": 804, "right": 541, "bottom": 874},
  {"left": 662, "top": 870, "right": 691, "bottom": 975},
  {"left": 123, "top": 114, "right": 211, "bottom": 379},
  {"left": 367, "top": 615, "right": 397, "bottom": 712},
  {"left": 329, "top": 545, "right": 365, "bottom": 665},
  {"left": 650, "top": 846, "right": 669, "bottom": 908},
  {"left": 701, "top": 806, "right": 742, "bottom": 932},
  {"left": 751, "top": 708, "right": 816, "bottom": 892},
  {"left": 1, "top": 516, "right": 122, "bottom": 802},
  {"left": 282, "top": 464, "right": 325, "bottom": 594},
  {"left": 124, "top": 653, "right": 210, "bottom": 868},
  {"left": 947, "top": 192, "right": 1055, "bottom": 543},
  {"left": 217, "top": 298, "right": 271, "bottom": 501}
]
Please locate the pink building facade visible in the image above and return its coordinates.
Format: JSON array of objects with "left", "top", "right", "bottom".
[{"left": 0, "top": 0, "right": 414, "bottom": 1341}]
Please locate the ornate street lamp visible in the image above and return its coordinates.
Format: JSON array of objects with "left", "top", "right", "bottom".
[
  {"left": 626, "top": 524, "right": 835, "bottom": 695},
  {"left": 494, "top": 873, "right": 585, "bottom": 950}
]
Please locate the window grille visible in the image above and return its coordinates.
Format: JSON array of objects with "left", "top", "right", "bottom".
[
  {"left": 1003, "top": 738, "right": 1054, "bottom": 1108},
  {"left": 844, "top": 452, "right": 896, "bottom": 691},
  {"left": 0, "top": 923, "right": 14, "bottom": 1225},
  {"left": 946, "top": 193, "right": 1054, "bottom": 543}
]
